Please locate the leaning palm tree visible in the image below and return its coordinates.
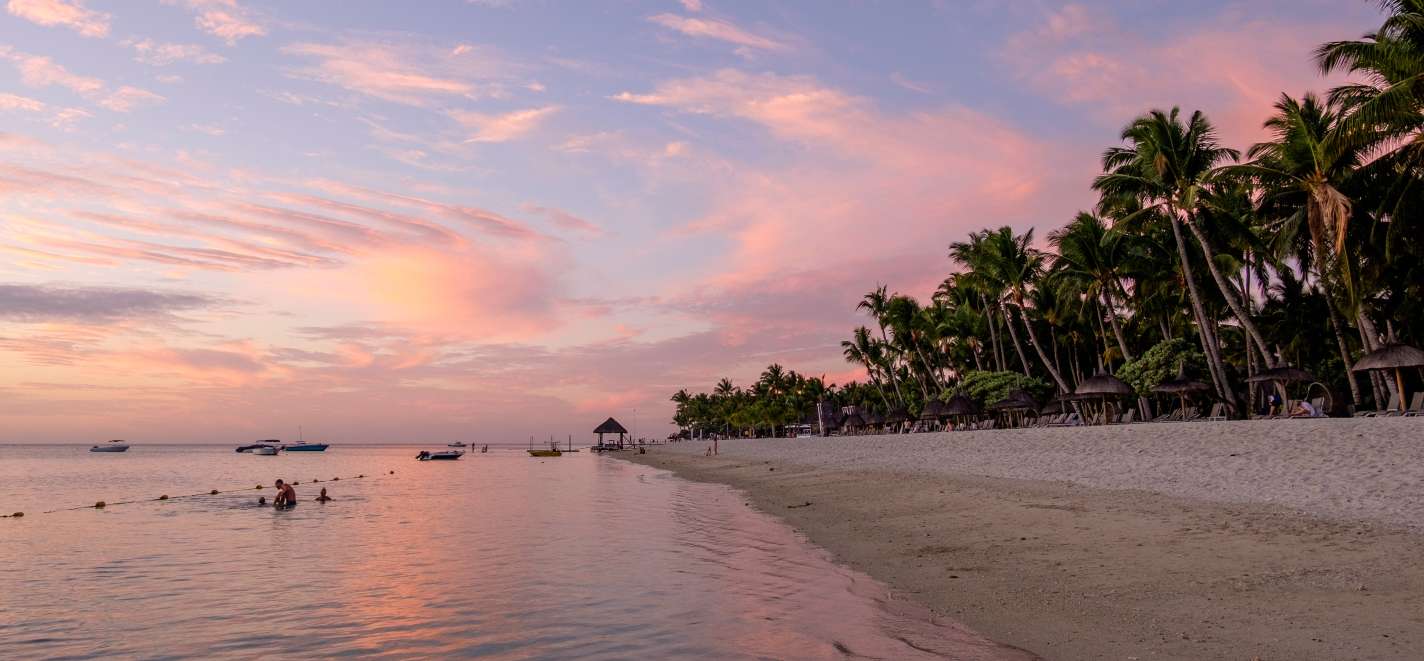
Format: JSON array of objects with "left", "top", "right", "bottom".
[
  {"left": 842, "top": 326, "right": 892, "bottom": 407},
  {"left": 1094, "top": 108, "right": 1269, "bottom": 406},
  {"left": 1230, "top": 92, "right": 1370, "bottom": 405},
  {"left": 980, "top": 226, "right": 1073, "bottom": 394}
]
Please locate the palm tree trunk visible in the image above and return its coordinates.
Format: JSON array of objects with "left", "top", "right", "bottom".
[
  {"left": 1357, "top": 310, "right": 1397, "bottom": 401},
  {"left": 1326, "top": 300, "right": 1361, "bottom": 409},
  {"left": 875, "top": 323, "right": 908, "bottom": 407},
  {"left": 1016, "top": 301, "right": 1071, "bottom": 393},
  {"left": 1169, "top": 213, "right": 1236, "bottom": 405},
  {"left": 970, "top": 344, "right": 984, "bottom": 371},
  {"left": 1000, "top": 303, "right": 1032, "bottom": 377},
  {"left": 1183, "top": 214, "right": 1276, "bottom": 367},
  {"left": 982, "top": 295, "right": 1003, "bottom": 371},
  {"left": 1103, "top": 289, "right": 1133, "bottom": 362}
]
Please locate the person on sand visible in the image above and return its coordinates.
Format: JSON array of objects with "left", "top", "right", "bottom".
[
  {"left": 1290, "top": 400, "right": 1319, "bottom": 418},
  {"left": 273, "top": 479, "right": 297, "bottom": 508},
  {"left": 1262, "top": 392, "right": 1283, "bottom": 417},
  {"left": 315, "top": 488, "right": 332, "bottom": 503}
]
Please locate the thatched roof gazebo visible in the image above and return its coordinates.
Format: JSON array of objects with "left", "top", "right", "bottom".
[
  {"left": 1151, "top": 368, "right": 1212, "bottom": 418},
  {"left": 918, "top": 399, "right": 945, "bottom": 420},
  {"left": 988, "top": 390, "right": 1037, "bottom": 411},
  {"left": 1352, "top": 343, "right": 1424, "bottom": 407},
  {"left": 594, "top": 417, "right": 628, "bottom": 448},
  {"left": 1074, "top": 371, "right": 1133, "bottom": 425},
  {"left": 943, "top": 394, "right": 980, "bottom": 417}
]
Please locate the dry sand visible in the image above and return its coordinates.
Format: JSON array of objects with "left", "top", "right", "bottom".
[{"left": 622, "top": 418, "right": 1424, "bottom": 660}]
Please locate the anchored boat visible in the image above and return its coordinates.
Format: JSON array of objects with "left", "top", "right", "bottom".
[
  {"left": 283, "top": 441, "right": 329, "bottom": 452},
  {"left": 236, "top": 439, "right": 282, "bottom": 453},
  {"left": 90, "top": 440, "right": 130, "bottom": 453},
  {"left": 253, "top": 446, "right": 280, "bottom": 456},
  {"left": 417, "top": 450, "right": 463, "bottom": 461}
]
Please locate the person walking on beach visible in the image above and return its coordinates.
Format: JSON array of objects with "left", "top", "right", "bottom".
[{"left": 273, "top": 479, "right": 296, "bottom": 508}]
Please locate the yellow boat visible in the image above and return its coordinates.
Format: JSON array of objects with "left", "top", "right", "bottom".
[{"left": 527, "top": 449, "right": 561, "bottom": 457}]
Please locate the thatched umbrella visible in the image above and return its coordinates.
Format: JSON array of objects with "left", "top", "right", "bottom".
[
  {"left": 1074, "top": 371, "right": 1133, "bottom": 425},
  {"left": 942, "top": 394, "right": 980, "bottom": 417},
  {"left": 1244, "top": 366, "right": 1315, "bottom": 384},
  {"left": 988, "top": 390, "right": 1037, "bottom": 428},
  {"left": 1352, "top": 343, "right": 1424, "bottom": 406},
  {"left": 883, "top": 407, "right": 910, "bottom": 433},
  {"left": 842, "top": 410, "right": 867, "bottom": 434},
  {"left": 1039, "top": 392, "right": 1083, "bottom": 416},
  {"left": 918, "top": 399, "right": 945, "bottom": 420},
  {"left": 1152, "top": 369, "right": 1212, "bottom": 417},
  {"left": 865, "top": 411, "right": 885, "bottom": 433}
]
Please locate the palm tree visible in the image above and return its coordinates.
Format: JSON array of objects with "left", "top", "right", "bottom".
[
  {"left": 1048, "top": 212, "right": 1136, "bottom": 362},
  {"left": 980, "top": 226, "right": 1072, "bottom": 393},
  {"left": 1231, "top": 93, "right": 1370, "bottom": 405},
  {"left": 842, "top": 327, "right": 892, "bottom": 407},
  {"left": 857, "top": 286, "right": 907, "bottom": 405},
  {"left": 950, "top": 230, "right": 1032, "bottom": 376},
  {"left": 1094, "top": 108, "right": 1266, "bottom": 406}
]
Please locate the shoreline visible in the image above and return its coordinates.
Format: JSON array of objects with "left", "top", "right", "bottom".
[{"left": 620, "top": 421, "right": 1424, "bottom": 660}]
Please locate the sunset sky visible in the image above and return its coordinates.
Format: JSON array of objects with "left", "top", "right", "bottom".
[{"left": 0, "top": 0, "right": 1381, "bottom": 443}]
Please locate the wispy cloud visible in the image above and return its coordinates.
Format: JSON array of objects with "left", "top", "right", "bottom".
[
  {"left": 0, "top": 283, "right": 220, "bottom": 322},
  {"left": 124, "top": 39, "right": 228, "bottom": 66},
  {"left": 97, "top": 86, "right": 166, "bottom": 112},
  {"left": 282, "top": 38, "right": 518, "bottom": 106},
  {"left": 169, "top": 0, "right": 267, "bottom": 44},
  {"left": 520, "top": 203, "right": 604, "bottom": 236},
  {"left": 648, "top": 13, "right": 789, "bottom": 54},
  {"left": 0, "top": 92, "right": 46, "bottom": 112},
  {"left": 451, "top": 105, "right": 558, "bottom": 143},
  {"left": 6, "top": 0, "right": 109, "bottom": 38}
]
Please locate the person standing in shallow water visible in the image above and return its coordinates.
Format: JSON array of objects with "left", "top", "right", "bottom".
[
  {"left": 315, "top": 488, "right": 331, "bottom": 503},
  {"left": 273, "top": 479, "right": 296, "bottom": 508}
]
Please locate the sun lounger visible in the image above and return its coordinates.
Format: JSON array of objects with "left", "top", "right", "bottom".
[
  {"left": 1152, "top": 407, "right": 1181, "bottom": 423},
  {"left": 1205, "top": 403, "right": 1226, "bottom": 421},
  {"left": 1358, "top": 393, "right": 1401, "bottom": 417},
  {"left": 1175, "top": 406, "right": 1200, "bottom": 422},
  {"left": 1049, "top": 412, "right": 1081, "bottom": 427},
  {"left": 1403, "top": 393, "right": 1424, "bottom": 417}
]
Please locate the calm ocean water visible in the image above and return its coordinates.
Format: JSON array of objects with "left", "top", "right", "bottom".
[{"left": 0, "top": 444, "right": 1025, "bottom": 660}]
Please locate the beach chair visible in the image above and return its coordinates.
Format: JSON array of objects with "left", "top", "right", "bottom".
[
  {"left": 1205, "top": 403, "right": 1226, "bottom": 421},
  {"left": 1177, "top": 406, "right": 1201, "bottom": 422},
  {"left": 1358, "top": 393, "right": 1401, "bottom": 417},
  {"left": 1403, "top": 393, "right": 1424, "bottom": 417},
  {"left": 1152, "top": 407, "right": 1180, "bottom": 423},
  {"left": 1049, "top": 412, "right": 1082, "bottom": 427},
  {"left": 1112, "top": 410, "right": 1136, "bottom": 424}
]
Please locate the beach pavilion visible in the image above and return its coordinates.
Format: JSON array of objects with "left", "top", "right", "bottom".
[
  {"left": 594, "top": 417, "right": 629, "bottom": 449},
  {"left": 1074, "top": 371, "right": 1134, "bottom": 425}
]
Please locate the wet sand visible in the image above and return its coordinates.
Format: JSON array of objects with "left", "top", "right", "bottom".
[{"left": 623, "top": 421, "right": 1424, "bottom": 660}]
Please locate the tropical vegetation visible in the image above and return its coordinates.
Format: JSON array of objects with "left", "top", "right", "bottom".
[{"left": 673, "top": 5, "right": 1424, "bottom": 431}]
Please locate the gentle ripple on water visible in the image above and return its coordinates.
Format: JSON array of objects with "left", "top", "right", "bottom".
[{"left": 0, "top": 445, "right": 1030, "bottom": 659}]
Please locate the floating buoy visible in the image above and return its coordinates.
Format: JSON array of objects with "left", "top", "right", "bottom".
[
  {"left": 210, "top": 490, "right": 219, "bottom": 495},
  {"left": 95, "top": 501, "right": 106, "bottom": 509},
  {"left": 313, "top": 478, "right": 319, "bottom": 483},
  {"left": 11, "top": 512, "right": 22, "bottom": 518},
  {"left": 389, "top": 470, "right": 394, "bottom": 475},
  {"left": 256, "top": 485, "right": 263, "bottom": 490},
  {"left": 158, "top": 495, "right": 169, "bottom": 500},
  {"left": 332, "top": 477, "right": 339, "bottom": 481},
  {"left": 357, "top": 474, "right": 364, "bottom": 478},
  {"left": 292, "top": 481, "right": 299, "bottom": 486}
]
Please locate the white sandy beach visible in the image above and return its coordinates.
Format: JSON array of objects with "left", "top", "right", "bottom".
[
  {"left": 658, "top": 417, "right": 1424, "bottom": 530},
  {"left": 627, "top": 418, "right": 1424, "bottom": 660}
]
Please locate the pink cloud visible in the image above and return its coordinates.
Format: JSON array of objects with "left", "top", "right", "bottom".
[
  {"left": 282, "top": 38, "right": 519, "bottom": 106},
  {"left": 449, "top": 105, "right": 559, "bottom": 143},
  {"left": 648, "top": 13, "right": 789, "bottom": 54},
  {"left": 2, "top": 49, "right": 104, "bottom": 95},
  {"left": 1001, "top": 6, "right": 1372, "bottom": 146},
  {"left": 97, "top": 86, "right": 166, "bottom": 112},
  {"left": 124, "top": 39, "right": 227, "bottom": 66},
  {"left": 169, "top": 0, "right": 266, "bottom": 44},
  {"left": 6, "top": 0, "right": 110, "bottom": 38},
  {"left": 519, "top": 203, "right": 604, "bottom": 237}
]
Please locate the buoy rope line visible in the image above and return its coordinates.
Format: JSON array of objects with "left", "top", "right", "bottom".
[{"left": 1, "top": 469, "right": 399, "bottom": 518}]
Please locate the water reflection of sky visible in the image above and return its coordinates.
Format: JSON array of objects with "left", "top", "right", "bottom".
[{"left": 0, "top": 446, "right": 1029, "bottom": 659}]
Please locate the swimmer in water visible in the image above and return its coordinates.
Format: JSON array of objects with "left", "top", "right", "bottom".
[
  {"left": 257, "top": 496, "right": 267, "bottom": 506},
  {"left": 273, "top": 479, "right": 296, "bottom": 508},
  {"left": 315, "top": 488, "right": 332, "bottom": 503}
]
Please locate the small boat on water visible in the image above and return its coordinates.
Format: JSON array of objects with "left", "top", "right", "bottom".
[
  {"left": 282, "top": 441, "right": 329, "bottom": 452},
  {"left": 528, "top": 449, "right": 561, "bottom": 457},
  {"left": 236, "top": 439, "right": 282, "bottom": 453},
  {"left": 253, "top": 446, "right": 280, "bottom": 456},
  {"left": 417, "top": 450, "right": 463, "bottom": 461},
  {"left": 447, "top": 442, "right": 467, "bottom": 448},
  {"left": 90, "top": 440, "right": 130, "bottom": 453}
]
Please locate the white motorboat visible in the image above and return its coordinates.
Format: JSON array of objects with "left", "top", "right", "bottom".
[
  {"left": 253, "top": 446, "right": 280, "bottom": 455},
  {"left": 90, "top": 440, "right": 130, "bottom": 453}
]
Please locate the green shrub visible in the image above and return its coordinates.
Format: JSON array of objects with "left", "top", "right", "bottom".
[
  {"left": 953, "top": 370, "right": 1052, "bottom": 405},
  {"left": 1116, "top": 338, "right": 1206, "bottom": 396}
]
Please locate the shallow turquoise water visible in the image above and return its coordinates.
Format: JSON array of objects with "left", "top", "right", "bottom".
[{"left": 0, "top": 445, "right": 1024, "bottom": 659}]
